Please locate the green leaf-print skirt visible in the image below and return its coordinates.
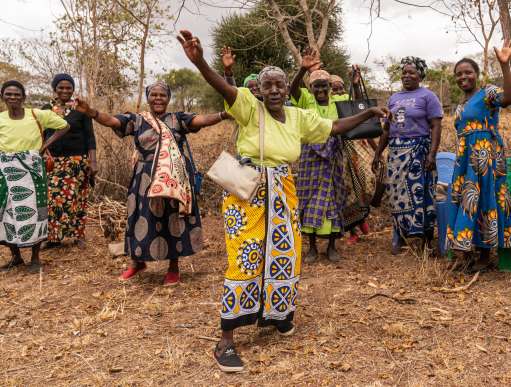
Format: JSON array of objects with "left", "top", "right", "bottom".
[{"left": 0, "top": 151, "right": 48, "bottom": 247}]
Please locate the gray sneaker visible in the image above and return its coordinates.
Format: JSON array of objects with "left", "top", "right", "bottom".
[
  {"left": 304, "top": 249, "right": 319, "bottom": 263},
  {"left": 327, "top": 247, "right": 341, "bottom": 262},
  {"left": 214, "top": 344, "right": 244, "bottom": 373}
]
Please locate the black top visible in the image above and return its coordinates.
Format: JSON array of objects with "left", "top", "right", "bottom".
[{"left": 42, "top": 104, "right": 96, "bottom": 157}]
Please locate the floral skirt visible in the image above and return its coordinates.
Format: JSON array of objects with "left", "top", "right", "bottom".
[
  {"left": 447, "top": 132, "right": 511, "bottom": 250},
  {"left": 47, "top": 156, "right": 90, "bottom": 242}
]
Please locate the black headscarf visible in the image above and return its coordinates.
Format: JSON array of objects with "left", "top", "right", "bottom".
[
  {"left": 400, "top": 56, "right": 428, "bottom": 80},
  {"left": 51, "top": 73, "right": 75, "bottom": 91},
  {"left": 1, "top": 80, "right": 26, "bottom": 97}
]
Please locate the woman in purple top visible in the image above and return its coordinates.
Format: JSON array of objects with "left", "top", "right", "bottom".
[{"left": 373, "top": 56, "right": 443, "bottom": 255}]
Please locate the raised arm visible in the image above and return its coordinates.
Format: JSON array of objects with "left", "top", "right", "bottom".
[
  {"left": 74, "top": 97, "right": 122, "bottom": 129},
  {"left": 290, "top": 48, "right": 320, "bottom": 102},
  {"left": 178, "top": 30, "right": 237, "bottom": 106},
  {"left": 331, "top": 106, "right": 389, "bottom": 136},
  {"left": 351, "top": 65, "right": 363, "bottom": 100},
  {"left": 189, "top": 111, "right": 229, "bottom": 130},
  {"left": 221, "top": 46, "right": 237, "bottom": 87},
  {"left": 494, "top": 41, "right": 511, "bottom": 107}
]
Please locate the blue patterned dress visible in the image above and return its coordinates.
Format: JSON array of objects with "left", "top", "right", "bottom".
[{"left": 447, "top": 85, "right": 511, "bottom": 251}]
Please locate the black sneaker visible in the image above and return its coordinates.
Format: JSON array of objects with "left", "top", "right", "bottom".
[
  {"left": 276, "top": 321, "right": 295, "bottom": 336},
  {"left": 214, "top": 344, "right": 244, "bottom": 373}
]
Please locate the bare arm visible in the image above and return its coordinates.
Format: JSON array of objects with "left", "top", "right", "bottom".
[
  {"left": 178, "top": 30, "right": 237, "bottom": 106},
  {"left": 221, "top": 46, "right": 237, "bottom": 87},
  {"left": 425, "top": 117, "right": 442, "bottom": 170},
  {"left": 74, "top": 97, "right": 122, "bottom": 129},
  {"left": 331, "top": 106, "right": 388, "bottom": 136},
  {"left": 289, "top": 67, "right": 306, "bottom": 102},
  {"left": 189, "top": 112, "right": 229, "bottom": 130},
  {"left": 495, "top": 43, "right": 511, "bottom": 107},
  {"left": 290, "top": 48, "right": 321, "bottom": 102},
  {"left": 41, "top": 124, "right": 70, "bottom": 153},
  {"left": 372, "top": 122, "right": 390, "bottom": 173}
]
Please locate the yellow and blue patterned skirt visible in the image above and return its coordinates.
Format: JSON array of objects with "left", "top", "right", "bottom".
[{"left": 220, "top": 165, "right": 301, "bottom": 330}]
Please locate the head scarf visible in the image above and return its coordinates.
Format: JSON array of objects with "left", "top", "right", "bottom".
[
  {"left": 243, "top": 74, "right": 258, "bottom": 87},
  {"left": 1, "top": 80, "right": 26, "bottom": 97},
  {"left": 51, "top": 73, "right": 75, "bottom": 91},
  {"left": 309, "top": 69, "right": 331, "bottom": 85},
  {"left": 400, "top": 56, "right": 428, "bottom": 80},
  {"left": 257, "top": 66, "right": 288, "bottom": 85},
  {"left": 329, "top": 74, "right": 344, "bottom": 85},
  {"left": 145, "top": 81, "right": 171, "bottom": 99}
]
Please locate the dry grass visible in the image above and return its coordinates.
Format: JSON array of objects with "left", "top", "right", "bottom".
[{"left": 2, "top": 116, "right": 511, "bottom": 385}]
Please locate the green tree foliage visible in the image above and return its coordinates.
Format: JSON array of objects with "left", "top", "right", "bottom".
[
  {"left": 211, "top": 0, "right": 350, "bottom": 83},
  {"left": 160, "top": 68, "right": 223, "bottom": 111}
]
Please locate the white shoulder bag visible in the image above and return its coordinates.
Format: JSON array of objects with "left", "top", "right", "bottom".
[{"left": 207, "top": 102, "right": 265, "bottom": 201}]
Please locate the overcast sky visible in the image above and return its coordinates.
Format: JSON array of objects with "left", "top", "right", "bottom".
[{"left": 0, "top": 0, "right": 502, "bottom": 82}]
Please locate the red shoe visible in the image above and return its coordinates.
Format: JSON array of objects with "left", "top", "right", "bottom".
[
  {"left": 163, "top": 271, "right": 180, "bottom": 286},
  {"left": 359, "top": 222, "right": 370, "bottom": 235},
  {"left": 119, "top": 263, "right": 146, "bottom": 281},
  {"left": 347, "top": 233, "right": 360, "bottom": 245}
]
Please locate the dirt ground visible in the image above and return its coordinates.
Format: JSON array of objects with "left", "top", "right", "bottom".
[{"left": 2, "top": 211, "right": 511, "bottom": 387}]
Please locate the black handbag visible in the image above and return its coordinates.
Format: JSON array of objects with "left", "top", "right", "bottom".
[{"left": 335, "top": 74, "right": 383, "bottom": 140}]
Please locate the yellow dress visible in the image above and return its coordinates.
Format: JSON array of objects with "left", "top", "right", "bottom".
[{"left": 221, "top": 88, "right": 332, "bottom": 330}]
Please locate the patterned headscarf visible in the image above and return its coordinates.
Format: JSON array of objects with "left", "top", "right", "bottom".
[
  {"left": 309, "top": 70, "right": 331, "bottom": 84},
  {"left": 243, "top": 74, "right": 258, "bottom": 87},
  {"left": 145, "top": 81, "right": 171, "bottom": 99},
  {"left": 400, "top": 56, "right": 428, "bottom": 79},
  {"left": 329, "top": 75, "right": 344, "bottom": 85},
  {"left": 257, "top": 66, "right": 288, "bottom": 85}
]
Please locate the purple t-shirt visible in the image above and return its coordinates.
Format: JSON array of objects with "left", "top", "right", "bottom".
[{"left": 387, "top": 87, "right": 443, "bottom": 138}]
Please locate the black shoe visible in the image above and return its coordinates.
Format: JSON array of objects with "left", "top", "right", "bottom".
[
  {"left": 0, "top": 257, "right": 24, "bottom": 271},
  {"left": 276, "top": 321, "right": 295, "bottom": 336},
  {"left": 45, "top": 241, "right": 62, "bottom": 249},
  {"left": 214, "top": 344, "right": 244, "bottom": 373}
]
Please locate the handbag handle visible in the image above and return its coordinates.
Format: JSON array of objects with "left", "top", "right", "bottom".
[
  {"left": 31, "top": 109, "right": 46, "bottom": 151},
  {"left": 348, "top": 66, "right": 371, "bottom": 105},
  {"left": 257, "top": 101, "right": 265, "bottom": 165}
]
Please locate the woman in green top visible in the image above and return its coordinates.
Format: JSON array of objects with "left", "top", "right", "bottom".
[
  {"left": 178, "top": 30, "right": 388, "bottom": 372},
  {"left": 290, "top": 51, "right": 372, "bottom": 262},
  {"left": 0, "top": 80, "right": 70, "bottom": 272}
]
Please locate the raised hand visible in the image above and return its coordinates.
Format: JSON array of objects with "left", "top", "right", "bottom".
[
  {"left": 74, "top": 97, "right": 90, "bottom": 115},
  {"left": 301, "top": 47, "right": 321, "bottom": 72},
  {"left": 352, "top": 64, "right": 361, "bottom": 85},
  {"left": 495, "top": 41, "right": 511, "bottom": 65},
  {"left": 177, "top": 30, "right": 204, "bottom": 64},
  {"left": 221, "top": 46, "right": 236, "bottom": 72}
]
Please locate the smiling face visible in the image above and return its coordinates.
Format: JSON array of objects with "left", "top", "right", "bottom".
[
  {"left": 245, "top": 80, "right": 259, "bottom": 96},
  {"left": 2, "top": 85, "right": 25, "bottom": 110},
  {"left": 401, "top": 64, "right": 421, "bottom": 91},
  {"left": 330, "top": 81, "right": 345, "bottom": 96},
  {"left": 311, "top": 79, "right": 330, "bottom": 104},
  {"left": 258, "top": 73, "right": 288, "bottom": 112},
  {"left": 454, "top": 62, "right": 478, "bottom": 93},
  {"left": 55, "top": 80, "right": 74, "bottom": 103},
  {"left": 147, "top": 86, "right": 170, "bottom": 115}
]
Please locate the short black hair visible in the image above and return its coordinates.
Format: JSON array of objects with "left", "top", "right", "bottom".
[
  {"left": 1, "top": 80, "right": 26, "bottom": 97},
  {"left": 454, "top": 58, "right": 480, "bottom": 77}
]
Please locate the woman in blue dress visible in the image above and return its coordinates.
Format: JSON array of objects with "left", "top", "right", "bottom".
[{"left": 447, "top": 44, "right": 511, "bottom": 271}]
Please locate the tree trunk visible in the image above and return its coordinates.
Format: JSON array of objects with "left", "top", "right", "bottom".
[{"left": 498, "top": 0, "right": 511, "bottom": 42}]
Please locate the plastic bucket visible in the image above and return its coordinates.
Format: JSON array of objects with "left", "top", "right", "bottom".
[
  {"left": 498, "top": 248, "right": 511, "bottom": 272},
  {"left": 436, "top": 201, "right": 450, "bottom": 257},
  {"left": 436, "top": 152, "right": 456, "bottom": 184}
]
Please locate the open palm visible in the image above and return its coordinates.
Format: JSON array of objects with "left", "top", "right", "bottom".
[
  {"left": 177, "top": 30, "right": 204, "bottom": 64},
  {"left": 221, "top": 46, "right": 236, "bottom": 71},
  {"left": 301, "top": 47, "right": 321, "bottom": 71},
  {"left": 495, "top": 42, "right": 511, "bottom": 64}
]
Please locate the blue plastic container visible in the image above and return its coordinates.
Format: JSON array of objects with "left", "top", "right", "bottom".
[
  {"left": 435, "top": 152, "right": 456, "bottom": 257},
  {"left": 436, "top": 152, "right": 456, "bottom": 184}
]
